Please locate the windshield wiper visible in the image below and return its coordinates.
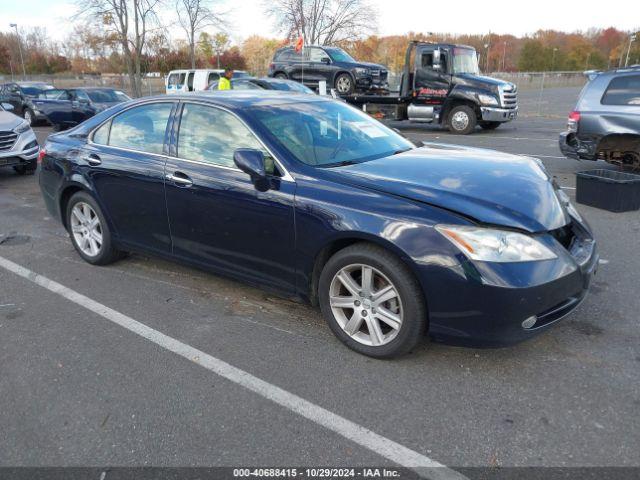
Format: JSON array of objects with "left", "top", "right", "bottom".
[
  {"left": 319, "top": 160, "right": 358, "bottom": 168},
  {"left": 392, "top": 147, "right": 412, "bottom": 155}
]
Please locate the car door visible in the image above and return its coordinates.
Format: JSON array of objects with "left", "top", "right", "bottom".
[
  {"left": 4, "top": 84, "right": 25, "bottom": 115},
  {"left": 79, "top": 101, "right": 176, "bottom": 254},
  {"left": 414, "top": 46, "right": 452, "bottom": 102},
  {"left": 71, "top": 90, "right": 95, "bottom": 124},
  {"left": 40, "top": 89, "right": 74, "bottom": 127},
  {"left": 307, "top": 47, "right": 332, "bottom": 86},
  {"left": 164, "top": 101, "right": 297, "bottom": 293}
]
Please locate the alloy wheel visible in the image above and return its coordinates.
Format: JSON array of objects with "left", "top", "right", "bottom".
[
  {"left": 336, "top": 76, "right": 352, "bottom": 94},
  {"left": 329, "top": 263, "right": 403, "bottom": 346},
  {"left": 70, "top": 202, "right": 103, "bottom": 257}
]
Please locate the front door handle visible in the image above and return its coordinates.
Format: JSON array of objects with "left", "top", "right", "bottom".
[
  {"left": 83, "top": 153, "right": 102, "bottom": 166},
  {"left": 166, "top": 171, "right": 193, "bottom": 187}
]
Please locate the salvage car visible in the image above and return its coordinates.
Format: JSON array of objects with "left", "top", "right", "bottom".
[
  {"left": 0, "top": 102, "right": 39, "bottom": 174},
  {"left": 268, "top": 45, "right": 388, "bottom": 95},
  {"left": 38, "top": 92, "right": 597, "bottom": 358},
  {"left": 0, "top": 81, "right": 55, "bottom": 124},
  {"left": 560, "top": 67, "right": 640, "bottom": 168},
  {"left": 29, "top": 87, "right": 131, "bottom": 131}
]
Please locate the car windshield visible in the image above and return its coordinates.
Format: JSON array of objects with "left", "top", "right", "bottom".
[
  {"left": 453, "top": 48, "right": 480, "bottom": 75},
  {"left": 325, "top": 48, "right": 355, "bottom": 63},
  {"left": 85, "top": 90, "right": 131, "bottom": 103},
  {"left": 37, "top": 89, "right": 67, "bottom": 99},
  {"left": 233, "top": 71, "right": 250, "bottom": 78},
  {"left": 249, "top": 100, "right": 413, "bottom": 167}
]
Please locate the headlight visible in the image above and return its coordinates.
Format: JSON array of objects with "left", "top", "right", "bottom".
[
  {"left": 14, "top": 121, "right": 31, "bottom": 134},
  {"left": 354, "top": 67, "right": 369, "bottom": 76},
  {"left": 556, "top": 188, "right": 583, "bottom": 222},
  {"left": 478, "top": 94, "right": 499, "bottom": 106},
  {"left": 435, "top": 225, "right": 557, "bottom": 263}
]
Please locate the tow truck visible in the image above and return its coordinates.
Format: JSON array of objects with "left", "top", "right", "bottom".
[{"left": 343, "top": 41, "right": 518, "bottom": 134}]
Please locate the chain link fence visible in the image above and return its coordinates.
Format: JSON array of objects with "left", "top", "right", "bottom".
[{"left": 3, "top": 70, "right": 589, "bottom": 118}]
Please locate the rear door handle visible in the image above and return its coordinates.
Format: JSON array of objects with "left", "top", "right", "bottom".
[
  {"left": 83, "top": 153, "right": 102, "bottom": 166},
  {"left": 166, "top": 171, "right": 193, "bottom": 187}
]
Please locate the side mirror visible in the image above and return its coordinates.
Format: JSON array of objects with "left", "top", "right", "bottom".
[
  {"left": 321, "top": 57, "right": 331, "bottom": 65},
  {"left": 234, "top": 148, "right": 266, "bottom": 180},
  {"left": 433, "top": 49, "right": 442, "bottom": 71},
  {"left": 1, "top": 102, "right": 14, "bottom": 112}
]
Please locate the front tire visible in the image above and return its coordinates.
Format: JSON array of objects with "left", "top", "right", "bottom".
[
  {"left": 318, "top": 243, "right": 427, "bottom": 358},
  {"left": 274, "top": 72, "right": 288, "bottom": 79},
  {"left": 66, "top": 191, "right": 121, "bottom": 266},
  {"left": 447, "top": 105, "right": 477, "bottom": 135},
  {"left": 334, "top": 73, "right": 354, "bottom": 95}
]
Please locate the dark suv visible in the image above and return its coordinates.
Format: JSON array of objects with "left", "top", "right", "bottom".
[
  {"left": 559, "top": 67, "right": 640, "bottom": 168},
  {"left": 268, "top": 46, "right": 388, "bottom": 95}
]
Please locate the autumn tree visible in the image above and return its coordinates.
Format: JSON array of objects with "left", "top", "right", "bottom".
[
  {"left": 241, "top": 36, "right": 283, "bottom": 76},
  {"left": 176, "top": 0, "right": 225, "bottom": 69}
]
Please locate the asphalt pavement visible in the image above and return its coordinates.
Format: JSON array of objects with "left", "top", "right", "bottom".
[{"left": 0, "top": 92, "right": 639, "bottom": 476}]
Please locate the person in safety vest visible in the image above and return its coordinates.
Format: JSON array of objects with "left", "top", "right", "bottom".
[{"left": 218, "top": 68, "right": 234, "bottom": 90}]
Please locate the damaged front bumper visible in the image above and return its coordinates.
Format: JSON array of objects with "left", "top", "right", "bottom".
[
  {"left": 559, "top": 131, "right": 598, "bottom": 160},
  {"left": 480, "top": 106, "right": 518, "bottom": 123}
]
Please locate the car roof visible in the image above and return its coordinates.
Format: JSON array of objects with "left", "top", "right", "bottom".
[{"left": 141, "top": 90, "right": 327, "bottom": 108}]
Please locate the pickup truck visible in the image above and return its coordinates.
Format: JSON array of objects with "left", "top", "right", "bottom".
[{"left": 29, "top": 87, "right": 131, "bottom": 130}]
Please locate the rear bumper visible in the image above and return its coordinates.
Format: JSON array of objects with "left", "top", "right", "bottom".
[
  {"left": 420, "top": 222, "right": 598, "bottom": 347},
  {"left": 480, "top": 106, "right": 518, "bottom": 123},
  {"left": 559, "top": 131, "right": 598, "bottom": 160}
]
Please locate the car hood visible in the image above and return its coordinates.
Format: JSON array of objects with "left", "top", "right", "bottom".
[
  {"left": 0, "top": 110, "right": 24, "bottom": 130},
  {"left": 454, "top": 73, "right": 514, "bottom": 91},
  {"left": 326, "top": 143, "right": 568, "bottom": 233}
]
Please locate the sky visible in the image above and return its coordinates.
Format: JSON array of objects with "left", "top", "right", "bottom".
[{"left": 0, "top": 0, "right": 638, "bottom": 45}]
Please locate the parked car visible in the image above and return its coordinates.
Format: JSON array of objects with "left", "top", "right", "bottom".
[
  {"left": 268, "top": 46, "right": 388, "bottom": 95},
  {"left": 165, "top": 69, "right": 250, "bottom": 94},
  {"left": 0, "top": 81, "right": 55, "bottom": 124},
  {"left": 30, "top": 87, "right": 131, "bottom": 131},
  {"left": 38, "top": 92, "right": 597, "bottom": 358},
  {"left": 0, "top": 102, "right": 39, "bottom": 175},
  {"left": 560, "top": 67, "right": 640, "bottom": 168},
  {"left": 207, "top": 77, "right": 315, "bottom": 94}
]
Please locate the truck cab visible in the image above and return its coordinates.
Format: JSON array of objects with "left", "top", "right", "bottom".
[{"left": 346, "top": 41, "right": 518, "bottom": 134}]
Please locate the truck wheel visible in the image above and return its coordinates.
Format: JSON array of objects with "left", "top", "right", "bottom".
[
  {"left": 480, "top": 121, "right": 501, "bottom": 130},
  {"left": 447, "top": 105, "right": 477, "bottom": 135},
  {"left": 335, "top": 73, "right": 354, "bottom": 95},
  {"left": 274, "top": 72, "right": 288, "bottom": 79}
]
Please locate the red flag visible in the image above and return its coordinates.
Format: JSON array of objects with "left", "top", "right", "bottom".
[{"left": 294, "top": 36, "right": 304, "bottom": 52}]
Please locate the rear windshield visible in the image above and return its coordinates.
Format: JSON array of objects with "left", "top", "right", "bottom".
[
  {"left": 20, "top": 86, "right": 45, "bottom": 96},
  {"left": 601, "top": 75, "right": 640, "bottom": 105}
]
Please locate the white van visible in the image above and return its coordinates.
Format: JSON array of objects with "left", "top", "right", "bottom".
[{"left": 165, "top": 69, "right": 250, "bottom": 94}]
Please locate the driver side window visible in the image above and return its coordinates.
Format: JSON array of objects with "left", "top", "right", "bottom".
[{"left": 177, "top": 103, "right": 279, "bottom": 175}]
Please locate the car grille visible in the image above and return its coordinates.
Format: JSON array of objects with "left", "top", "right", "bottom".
[
  {"left": 499, "top": 85, "right": 518, "bottom": 110},
  {"left": 0, "top": 131, "right": 18, "bottom": 152},
  {"left": 370, "top": 69, "right": 388, "bottom": 80}
]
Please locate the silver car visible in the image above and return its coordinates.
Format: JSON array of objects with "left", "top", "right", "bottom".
[{"left": 0, "top": 102, "right": 39, "bottom": 175}]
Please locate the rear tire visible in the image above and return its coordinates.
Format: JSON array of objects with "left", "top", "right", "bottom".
[
  {"left": 479, "top": 121, "right": 501, "bottom": 130},
  {"left": 66, "top": 191, "right": 121, "bottom": 266},
  {"left": 447, "top": 105, "right": 477, "bottom": 135},
  {"left": 318, "top": 243, "right": 427, "bottom": 358},
  {"left": 274, "top": 72, "right": 288, "bottom": 79}
]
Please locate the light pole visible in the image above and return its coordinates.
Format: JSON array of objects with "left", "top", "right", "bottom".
[
  {"left": 625, "top": 34, "right": 637, "bottom": 67},
  {"left": 9, "top": 23, "right": 26, "bottom": 79},
  {"left": 502, "top": 41, "right": 507, "bottom": 71},
  {"left": 551, "top": 47, "right": 558, "bottom": 71}
]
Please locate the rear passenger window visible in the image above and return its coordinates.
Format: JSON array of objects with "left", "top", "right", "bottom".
[
  {"left": 168, "top": 73, "right": 186, "bottom": 86},
  {"left": 108, "top": 103, "right": 173, "bottom": 154},
  {"left": 177, "top": 103, "right": 267, "bottom": 170},
  {"left": 207, "top": 72, "right": 220, "bottom": 85},
  {"left": 602, "top": 75, "right": 640, "bottom": 105}
]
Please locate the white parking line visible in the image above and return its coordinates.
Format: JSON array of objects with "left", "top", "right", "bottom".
[{"left": 0, "top": 255, "right": 466, "bottom": 480}]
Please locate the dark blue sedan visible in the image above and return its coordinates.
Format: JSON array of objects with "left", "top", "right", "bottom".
[{"left": 38, "top": 92, "right": 598, "bottom": 358}]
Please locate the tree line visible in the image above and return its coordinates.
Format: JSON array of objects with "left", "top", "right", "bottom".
[{"left": 1, "top": 0, "right": 638, "bottom": 96}]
